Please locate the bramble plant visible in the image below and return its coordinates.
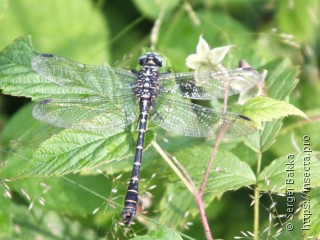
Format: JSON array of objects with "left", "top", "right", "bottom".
[{"left": 0, "top": 1, "right": 319, "bottom": 240}]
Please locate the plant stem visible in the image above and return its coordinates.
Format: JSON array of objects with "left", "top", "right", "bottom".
[
  {"left": 254, "top": 185, "right": 260, "bottom": 240},
  {"left": 197, "top": 85, "right": 229, "bottom": 239},
  {"left": 254, "top": 151, "right": 262, "bottom": 240},
  {"left": 200, "top": 81, "right": 228, "bottom": 195},
  {"left": 199, "top": 130, "right": 224, "bottom": 195},
  {"left": 196, "top": 193, "right": 213, "bottom": 240}
]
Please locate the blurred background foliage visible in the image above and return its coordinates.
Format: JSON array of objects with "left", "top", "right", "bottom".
[{"left": 0, "top": 0, "right": 319, "bottom": 239}]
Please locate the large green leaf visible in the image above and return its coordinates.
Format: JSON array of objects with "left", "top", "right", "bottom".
[
  {"left": 258, "top": 152, "right": 320, "bottom": 192},
  {"left": 0, "top": 0, "right": 109, "bottom": 63},
  {"left": 0, "top": 0, "right": 7, "bottom": 20},
  {"left": 152, "top": 146, "right": 256, "bottom": 230},
  {"left": 0, "top": 36, "right": 107, "bottom": 100},
  {"left": 241, "top": 96, "right": 307, "bottom": 128},
  {"left": 22, "top": 129, "right": 155, "bottom": 176},
  {"left": 169, "top": 146, "right": 256, "bottom": 194}
]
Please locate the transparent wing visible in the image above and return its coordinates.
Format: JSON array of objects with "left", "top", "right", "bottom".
[
  {"left": 32, "top": 96, "right": 138, "bottom": 133},
  {"left": 151, "top": 96, "right": 257, "bottom": 138},
  {"left": 31, "top": 54, "right": 136, "bottom": 97},
  {"left": 159, "top": 68, "right": 262, "bottom": 99}
]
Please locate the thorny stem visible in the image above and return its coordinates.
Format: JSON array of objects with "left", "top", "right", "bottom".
[
  {"left": 196, "top": 120, "right": 227, "bottom": 240},
  {"left": 198, "top": 129, "right": 225, "bottom": 196},
  {"left": 200, "top": 80, "right": 229, "bottom": 195},
  {"left": 254, "top": 151, "right": 262, "bottom": 240},
  {"left": 196, "top": 193, "right": 213, "bottom": 240}
]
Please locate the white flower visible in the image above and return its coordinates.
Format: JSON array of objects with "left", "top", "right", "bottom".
[{"left": 186, "top": 35, "right": 234, "bottom": 72}]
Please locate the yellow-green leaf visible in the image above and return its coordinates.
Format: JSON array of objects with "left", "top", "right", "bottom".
[{"left": 241, "top": 96, "right": 308, "bottom": 128}]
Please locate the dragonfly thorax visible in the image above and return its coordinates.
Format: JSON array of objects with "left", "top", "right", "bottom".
[{"left": 135, "top": 64, "right": 160, "bottom": 100}]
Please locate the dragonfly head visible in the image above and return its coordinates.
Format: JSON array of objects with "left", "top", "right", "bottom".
[{"left": 138, "top": 52, "right": 163, "bottom": 67}]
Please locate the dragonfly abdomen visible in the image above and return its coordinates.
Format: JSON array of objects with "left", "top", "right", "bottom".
[{"left": 122, "top": 98, "right": 151, "bottom": 224}]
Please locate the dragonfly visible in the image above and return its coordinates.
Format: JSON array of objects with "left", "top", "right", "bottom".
[{"left": 31, "top": 52, "right": 262, "bottom": 225}]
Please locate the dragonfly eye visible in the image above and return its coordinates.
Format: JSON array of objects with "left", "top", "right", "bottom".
[
  {"left": 138, "top": 52, "right": 163, "bottom": 67},
  {"left": 138, "top": 55, "right": 147, "bottom": 66},
  {"left": 153, "top": 55, "right": 163, "bottom": 67}
]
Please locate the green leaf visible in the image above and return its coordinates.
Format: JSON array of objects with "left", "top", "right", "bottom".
[
  {"left": 158, "top": 184, "right": 196, "bottom": 228},
  {"left": 133, "top": 0, "right": 179, "bottom": 19},
  {"left": 261, "top": 58, "right": 300, "bottom": 100},
  {"left": 0, "top": 0, "right": 7, "bottom": 20},
  {"left": 22, "top": 129, "right": 155, "bottom": 176},
  {"left": 258, "top": 152, "right": 320, "bottom": 192},
  {"left": 0, "top": 35, "right": 59, "bottom": 99},
  {"left": 170, "top": 146, "right": 256, "bottom": 194},
  {"left": 0, "top": 0, "right": 109, "bottom": 63},
  {"left": 131, "top": 227, "right": 183, "bottom": 240},
  {"left": 242, "top": 58, "right": 302, "bottom": 152},
  {"left": 154, "top": 146, "right": 256, "bottom": 229},
  {"left": 0, "top": 36, "right": 105, "bottom": 100},
  {"left": 241, "top": 97, "right": 307, "bottom": 128},
  {"left": 244, "top": 119, "right": 283, "bottom": 153}
]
